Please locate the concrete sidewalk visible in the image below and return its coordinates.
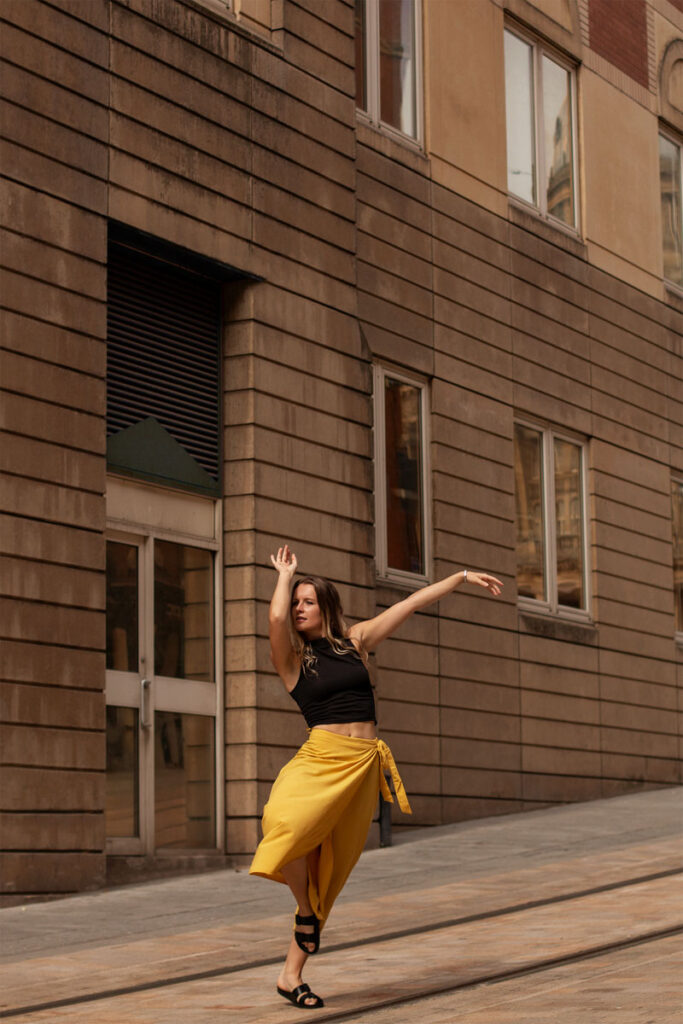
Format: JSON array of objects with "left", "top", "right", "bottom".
[{"left": 1, "top": 786, "right": 681, "bottom": 1022}]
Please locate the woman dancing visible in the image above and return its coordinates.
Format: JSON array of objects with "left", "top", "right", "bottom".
[{"left": 250, "top": 544, "right": 503, "bottom": 1009}]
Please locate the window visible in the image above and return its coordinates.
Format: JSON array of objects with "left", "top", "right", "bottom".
[
  {"left": 504, "top": 27, "right": 578, "bottom": 229},
  {"left": 107, "top": 234, "right": 221, "bottom": 493},
  {"left": 659, "top": 131, "right": 683, "bottom": 288},
  {"left": 355, "top": 0, "right": 422, "bottom": 142},
  {"left": 374, "top": 366, "right": 430, "bottom": 584},
  {"left": 514, "top": 421, "right": 590, "bottom": 619},
  {"left": 673, "top": 479, "right": 683, "bottom": 639},
  {"left": 106, "top": 221, "right": 257, "bottom": 498}
]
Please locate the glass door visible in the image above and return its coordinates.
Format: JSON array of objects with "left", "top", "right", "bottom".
[
  {"left": 106, "top": 531, "right": 219, "bottom": 854},
  {"left": 152, "top": 539, "right": 216, "bottom": 850},
  {"left": 106, "top": 536, "right": 144, "bottom": 852}
]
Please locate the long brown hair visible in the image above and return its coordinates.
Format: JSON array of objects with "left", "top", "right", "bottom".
[{"left": 292, "top": 576, "right": 365, "bottom": 675}]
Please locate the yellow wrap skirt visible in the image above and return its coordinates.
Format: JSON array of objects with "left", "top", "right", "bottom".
[{"left": 249, "top": 729, "right": 411, "bottom": 926}]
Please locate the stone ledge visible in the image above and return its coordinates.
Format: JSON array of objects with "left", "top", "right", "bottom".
[{"left": 518, "top": 612, "right": 598, "bottom": 645}]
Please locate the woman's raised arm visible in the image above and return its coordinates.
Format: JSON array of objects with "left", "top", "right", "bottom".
[
  {"left": 269, "top": 545, "right": 299, "bottom": 685},
  {"left": 348, "top": 570, "right": 503, "bottom": 652}
]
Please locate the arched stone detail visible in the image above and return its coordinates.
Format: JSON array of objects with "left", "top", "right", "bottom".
[{"left": 659, "top": 38, "right": 683, "bottom": 134}]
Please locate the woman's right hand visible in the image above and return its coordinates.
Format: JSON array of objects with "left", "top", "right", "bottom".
[{"left": 270, "top": 544, "right": 298, "bottom": 577}]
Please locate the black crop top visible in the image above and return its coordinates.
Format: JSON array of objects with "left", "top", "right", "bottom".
[{"left": 289, "top": 637, "right": 377, "bottom": 729}]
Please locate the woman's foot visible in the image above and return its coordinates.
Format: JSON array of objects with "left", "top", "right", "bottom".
[{"left": 277, "top": 972, "right": 324, "bottom": 1008}]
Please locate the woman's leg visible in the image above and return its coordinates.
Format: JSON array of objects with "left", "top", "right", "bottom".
[
  {"left": 276, "top": 935, "right": 311, "bottom": 994},
  {"left": 280, "top": 854, "right": 317, "bottom": 952},
  {"left": 280, "top": 855, "right": 310, "bottom": 907},
  {"left": 277, "top": 855, "right": 320, "bottom": 1007}
]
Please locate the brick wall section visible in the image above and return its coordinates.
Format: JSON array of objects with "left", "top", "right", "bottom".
[
  {"left": 588, "top": 0, "right": 649, "bottom": 89},
  {"left": 0, "top": 0, "right": 109, "bottom": 898}
]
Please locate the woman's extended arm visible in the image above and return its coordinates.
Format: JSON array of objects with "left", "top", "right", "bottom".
[
  {"left": 348, "top": 570, "right": 503, "bottom": 652},
  {"left": 269, "top": 545, "right": 299, "bottom": 686}
]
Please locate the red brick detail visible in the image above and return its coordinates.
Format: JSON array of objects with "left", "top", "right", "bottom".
[
  {"left": 589, "top": 0, "right": 649, "bottom": 89},
  {"left": 666, "top": 0, "right": 683, "bottom": 11}
]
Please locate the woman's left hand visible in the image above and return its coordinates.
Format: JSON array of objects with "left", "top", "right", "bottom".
[{"left": 465, "top": 572, "right": 504, "bottom": 596}]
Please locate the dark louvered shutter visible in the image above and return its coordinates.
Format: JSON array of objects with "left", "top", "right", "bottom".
[{"left": 107, "top": 241, "right": 221, "bottom": 488}]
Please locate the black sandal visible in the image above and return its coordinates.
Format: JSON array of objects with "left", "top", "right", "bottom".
[
  {"left": 277, "top": 983, "right": 325, "bottom": 1009},
  {"left": 294, "top": 912, "right": 320, "bottom": 955}
]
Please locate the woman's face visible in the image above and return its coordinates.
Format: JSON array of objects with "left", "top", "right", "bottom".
[{"left": 292, "top": 583, "right": 323, "bottom": 639}]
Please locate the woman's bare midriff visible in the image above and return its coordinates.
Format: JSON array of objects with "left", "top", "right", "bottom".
[{"left": 312, "top": 721, "right": 377, "bottom": 740}]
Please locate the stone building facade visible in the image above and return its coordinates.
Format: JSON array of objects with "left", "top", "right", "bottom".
[{"left": 1, "top": 0, "right": 682, "bottom": 900}]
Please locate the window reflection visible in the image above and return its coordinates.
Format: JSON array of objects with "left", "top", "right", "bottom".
[
  {"left": 106, "top": 706, "right": 139, "bottom": 837},
  {"left": 154, "top": 541, "right": 213, "bottom": 681},
  {"left": 155, "top": 711, "right": 215, "bottom": 848},
  {"left": 385, "top": 377, "right": 423, "bottom": 574},
  {"left": 543, "top": 56, "right": 574, "bottom": 226},
  {"left": 379, "top": 0, "right": 416, "bottom": 137},
  {"left": 554, "top": 439, "right": 583, "bottom": 608},
  {"left": 106, "top": 541, "right": 138, "bottom": 672},
  {"left": 504, "top": 31, "right": 576, "bottom": 228},
  {"left": 504, "top": 30, "right": 536, "bottom": 205},
  {"left": 659, "top": 134, "right": 682, "bottom": 286},
  {"left": 514, "top": 424, "right": 545, "bottom": 601},
  {"left": 673, "top": 481, "right": 683, "bottom": 634}
]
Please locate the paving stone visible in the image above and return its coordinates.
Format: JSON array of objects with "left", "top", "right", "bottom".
[{"left": 1, "top": 787, "right": 681, "bottom": 1022}]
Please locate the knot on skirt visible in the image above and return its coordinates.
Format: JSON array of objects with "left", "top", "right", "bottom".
[{"left": 377, "top": 739, "right": 412, "bottom": 814}]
